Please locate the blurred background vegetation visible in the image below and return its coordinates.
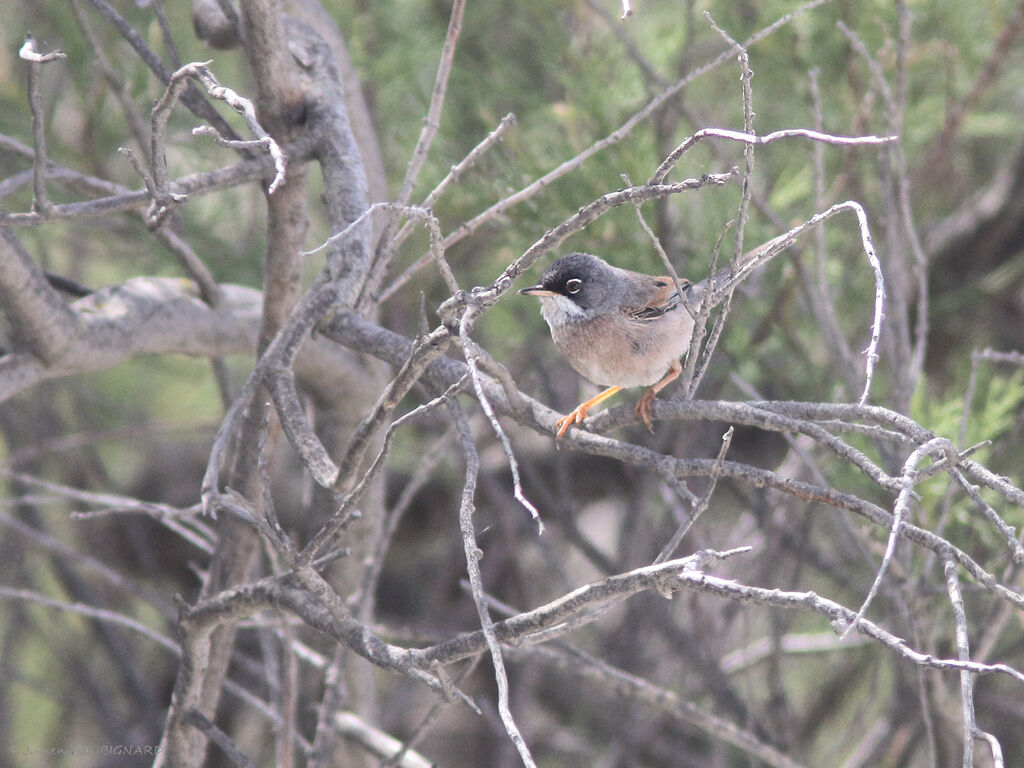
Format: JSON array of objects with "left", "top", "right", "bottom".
[{"left": 4, "top": 0, "right": 1024, "bottom": 766}]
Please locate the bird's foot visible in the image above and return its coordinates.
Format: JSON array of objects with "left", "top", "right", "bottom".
[
  {"left": 552, "top": 385, "right": 623, "bottom": 439},
  {"left": 554, "top": 405, "right": 590, "bottom": 439},
  {"left": 635, "top": 390, "right": 657, "bottom": 433}
]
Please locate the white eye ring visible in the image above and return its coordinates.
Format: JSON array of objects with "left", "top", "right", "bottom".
[{"left": 565, "top": 278, "right": 583, "bottom": 294}]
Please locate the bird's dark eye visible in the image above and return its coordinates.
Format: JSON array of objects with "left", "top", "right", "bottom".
[{"left": 565, "top": 278, "right": 583, "bottom": 294}]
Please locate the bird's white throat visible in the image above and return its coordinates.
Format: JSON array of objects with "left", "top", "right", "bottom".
[{"left": 538, "top": 293, "right": 588, "bottom": 331}]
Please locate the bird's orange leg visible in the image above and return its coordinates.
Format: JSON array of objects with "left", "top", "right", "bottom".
[
  {"left": 635, "top": 359, "right": 682, "bottom": 432},
  {"left": 554, "top": 385, "right": 622, "bottom": 439}
]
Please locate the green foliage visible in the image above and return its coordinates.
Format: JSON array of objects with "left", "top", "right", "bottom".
[
  {"left": 911, "top": 368, "right": 1024, "bottom": 551},
  {"left": 914, "top": 367, "right": 1024, "bottom": 460}
]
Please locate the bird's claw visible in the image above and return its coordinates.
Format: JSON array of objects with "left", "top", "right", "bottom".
[
  {"left": 554, "top": 406, "right": 589, "bottom": 439},
  {"left": 635, "top": 391, "right": 656, "bottom": 433}
]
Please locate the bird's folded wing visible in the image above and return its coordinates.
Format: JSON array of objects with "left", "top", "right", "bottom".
[{"left": 628, "top": 277, "right": 690, "bottom": 320}]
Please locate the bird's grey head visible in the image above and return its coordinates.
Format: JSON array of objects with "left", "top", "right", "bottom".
[{"left": 530, "top": 252, "right": 618, "bottom": 312}]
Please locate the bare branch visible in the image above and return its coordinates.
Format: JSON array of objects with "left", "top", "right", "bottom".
[
  {"left": 458, "top": 309, "right": 542, "bottom": 532},
  {"left": 944, "top": 558, "right": 978, "bottom": 768},
  {"left": 418, "top": 549, "right": 752, "bottom": 666},
  {"left": 0, "top": 586, "right": 178, "bottom": 654},
  {"left": 81, "top": 0, "right": 243, "bottom": 139},
  {"left": 650, "top": 126, "right": 897, "bottom": 185},
  {"left": 708, "top": 201, "right": 886, "bottom": 403},
  {"left": 0, "top": 134, "right": 316, "bottom": 227},
  {"left": 1, "top": 468, "right": 213, "bottom": 553},
  {"left": 183, "top": 710, "right": 258, "bottom": 768},
  {"left": 674, "top": 571, "right": 1024, "bottom": 686},
  {"left": 395, "top": 0, "right": 464, "bottom": 209},
  {"left": 333, "top": 712, "right": 432, "bottom": 768},
  {"left": 450, "top": 396, "right": 537, "bottom": 768},
  {"left": 152, "top": 62, "right": 286, "bottom": 220},
  {"left": 845, "top": 436, "right": 957, "bottom": 636},
  {"left": 0, "top": 277, "right": 260, "bottom": 405},
  {"left": 375, "top": 113, "right": 517, "bottom": 305},
  {"left": 654, "top": 426, "right": 732, "bottom": 564},
  {"left": 18, "top": 34, "right": 66, "bottom": 215},
  {"left": 526, "top": 643, "right": 809, "bottom": 768},
  {"left": 332, "top": 326, "right": 450, "bottom": 493},
  {"left": 299, "top": 371, "right": 468, "bottom": 566}
]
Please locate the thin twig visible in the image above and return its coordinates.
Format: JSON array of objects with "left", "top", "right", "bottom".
[
  {"left": 153, "top": 62, "right": 286, "bottom": 210},
  {"left": 0, "top": 133, "right": 317, "bottom": 227},
  {"left": 0, "top": 586, "right": 178, "bottom": 653},
  {"left": 374, "top": 113, "right": 517, "bottom": 306},
  {"left": 380, "top": 657, "right": 482, "bottom": 768},
  {"left": 113, "top": 149, "right": 225, "bottom": 305},
  {"left": 846, "top": 436, "right": 955, "bottom": 637},
  {"left": 418, "top": 549, "right": 753, "bottom": 665},
  {"left": 395, "top": 0, "right": 465, "bottom": 209},
  {"left": 950, "top": 467, "right": 1024, "bottom": 563},
  {"left": 942, "top": 558, "right": 978, "bottom": 768},
  {"left": 654, "top": 427, "right": 733, "bottom": 564},
  {"left": 805, "top": 67, "right": 860, "bottom": 387},
  {"left": 355, "top": 428, "right": 455, "bottom": 619},
  {"left": 837, "top": 18, "right": 927, "bottom": 410},
  {"left": 332, "top": 326, "right": 450, "bottom": 493},
  {"left": 625, "top": 172, "right": 687, "bottom": 302},
  {"left": 366, "top": 0, "right": 466, "bottom": 305},
  {"left": 82, "top": 0, "right": 243, "bottom": 141},
  {"left": 705, "top": 12, "right": 755, "bottom": 273},
  {"left": 650, "top": 127, "right": 897, "bottom": 185},
  {"left": 299, "top": 373, "right": 470, "bottom": 565},
  {"left": 184, "top": 710, "right": 258, "bottom": 768},
  {"left": 151, "top": 0, "right": 183, "bottom": 70},
  {"left": 681, "top": 221, "right": 732, "bottom": 399},
  {"left": 973, "top": 348, "right": 1024, "bottom": 366},
  {"left": 536, "top": 641, "right": 809, "bottom": 768},
  {"left": 150, "top": 63, "right": 207, "bottom": 216},
  {"left": 333, "top": 712, "right": 432, "bottom": 768},
  {"left": 459, "top": 309, "right": 543, "bottom": 533},
  {"left": 0, "top": 509, "right": 176, "bottom": 617},
  {"left": 448, "top": 397, "right": 539, "bottom": 768},
  {"left": 974, "top": 729, "right": 1006, "bottom": 768},
  {"left": 726, "top": 201, "right": 887, "bottom": 404},
  {"left": 0, "top": 468, "right": 213, "bottom": 552},
  {"left": 675, "top": 571, "right": 1024, "bottom": 686},
  {"left": 19, "top": 35, "right": 66, "bottom": 215},
  {"left": 118, "top": 146, "right": 158, "bottom": 198}
]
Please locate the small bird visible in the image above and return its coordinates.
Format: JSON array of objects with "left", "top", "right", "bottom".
[{"left": 520, "top": 252, "right": 697, "bottom": 439}]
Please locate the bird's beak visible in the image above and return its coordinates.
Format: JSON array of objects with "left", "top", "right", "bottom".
[{"left": 519, "top": 285, "right": 556, "bottom": 297}]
